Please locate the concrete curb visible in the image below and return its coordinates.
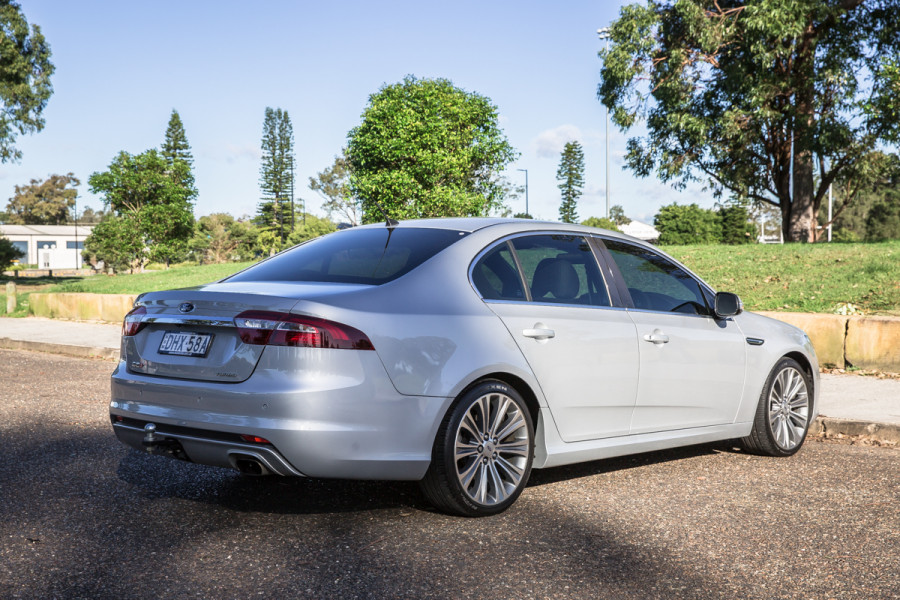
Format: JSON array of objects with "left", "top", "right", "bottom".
[
  {"left": 810, "top": 416, "right": 900, "bottom": 445},
  {"left": 0, "top": 337, "right": 119, "bottom": 361}
]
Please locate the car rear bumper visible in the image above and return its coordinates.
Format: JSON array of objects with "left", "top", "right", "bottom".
[{"left": 109, "top": 348, "right": 454, "bottom": 480}]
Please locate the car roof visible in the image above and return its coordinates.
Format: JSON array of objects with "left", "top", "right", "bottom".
[{"left": 354, "top": 216, "right": 633, "bottom": 239}]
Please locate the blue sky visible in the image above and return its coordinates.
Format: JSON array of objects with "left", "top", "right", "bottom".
[{"left": 2, "top": 1, "right": 710, "bottom": 224}]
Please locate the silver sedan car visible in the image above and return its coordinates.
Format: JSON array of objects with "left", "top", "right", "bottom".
[{"left": 110, "top": 218, "right": 818, "bottom": 516}]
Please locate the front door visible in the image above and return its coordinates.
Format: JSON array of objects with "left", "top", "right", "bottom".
[{"left": 602, "top": 239, "right": 747, "bottom": 434}]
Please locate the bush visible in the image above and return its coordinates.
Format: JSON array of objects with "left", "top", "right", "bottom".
[
  {"left": 581, "top": 216, "right": 620, "bottom": 232},
  {"left": 0, "top": 236, "right": 25, "bottom": 271},
  {"left": 654, "top": 203, "right": 721, "bottom": 245},
  {"left": 718, "top": 205, "right": 755, "bottom": 244}
]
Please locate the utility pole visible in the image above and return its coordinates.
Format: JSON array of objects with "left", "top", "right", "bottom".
[
  {"left": 289, "top": 155, "right": 295, "bottom": 233},
  {"left": 73, "top": 197, "right": 78, "bottom": 269},
  {"left": 598, "top": 27, "right": 611, "bottom": 220},
  {"left": 517, "top": 168, "right": 529, "bottom": 216}
]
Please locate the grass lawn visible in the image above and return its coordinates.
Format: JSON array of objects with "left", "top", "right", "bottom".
[
  {"left": 662, "top": 240, "right": 900, "bottom": 315},
  {"left": 0, "top": 261, "right": 254, "bottom": 317},
  {"left": 2, "top": 241, "right": 899, "bottom": 316}
]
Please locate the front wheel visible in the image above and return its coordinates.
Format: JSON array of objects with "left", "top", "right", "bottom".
[
  {"left": 741, "top": 358, "right": 812, "bottom": 456},
  {"left": 420, "top": 380, "right": 534, "bottom": 517}
]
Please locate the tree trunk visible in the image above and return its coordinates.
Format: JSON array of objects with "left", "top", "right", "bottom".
[{"left": 788, "top": 146, "right": 817, "bottom": 242}]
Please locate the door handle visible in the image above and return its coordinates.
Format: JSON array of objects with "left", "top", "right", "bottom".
[
  {"left": 642, "top": 331, "right": 669, "bottom": 345},
  {"left": 523, "top": 327, "right": 555, "bottom": 340}
]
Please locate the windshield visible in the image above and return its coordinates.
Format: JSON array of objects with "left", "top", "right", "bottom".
[{"left": 225, "top": 227, "right": 467, "bottom": 285}]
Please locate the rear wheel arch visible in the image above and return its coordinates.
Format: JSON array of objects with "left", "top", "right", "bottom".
[{"left": 456, "top": 372, "right": 541, "bottom": 429}]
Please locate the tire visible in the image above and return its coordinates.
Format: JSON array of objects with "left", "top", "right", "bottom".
[
  {"left": 420, "top": 379, "right": 534, "bottom": 517},
  {"left": 741, "top": 358, "right": 812, "bottom": 456}
]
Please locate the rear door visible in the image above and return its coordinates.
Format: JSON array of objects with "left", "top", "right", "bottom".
[{"left": 473, "top": 234, "right": 640, "bottom": 442}]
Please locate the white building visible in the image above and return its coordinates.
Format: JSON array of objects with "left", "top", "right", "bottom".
[
  {"left": 0, "top": 224, "right": 95, "bottom": 269},
  {"left": 620, "top": 220, "right": 660, "bottom": 243}
]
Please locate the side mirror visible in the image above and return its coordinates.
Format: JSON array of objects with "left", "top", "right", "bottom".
[{"left": 714, "top": 291, "right": 743, "bottom": 318}]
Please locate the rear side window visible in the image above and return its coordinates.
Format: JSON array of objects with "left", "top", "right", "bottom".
[
  {"left": 513, "top": 235, "right": 610, "bottom": 306},
  {"left": 471, "top": 243, "right": 525, "bottom": 301},
  {"left": 226, "top": 227, "right": 466, "bottom": 285},
  {"left": 472, "top": 234, "right": 611, "bottom": 307}
]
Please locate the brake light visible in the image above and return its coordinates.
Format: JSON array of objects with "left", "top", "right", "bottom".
[
  {"left": 122, "top": 305, "right": 147, "bottom": 336},
  {"left": 233, "top": 311, "right": 374, "bottom": 350}
]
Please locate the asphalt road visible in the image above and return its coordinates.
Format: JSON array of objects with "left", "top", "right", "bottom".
[{"left": 1, "top": 349, "right": 898, "bottom": 600}]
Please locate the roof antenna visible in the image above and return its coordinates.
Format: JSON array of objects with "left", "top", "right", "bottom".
[{"left": 370, "top": 199, "right": 399, "bottom": 229}]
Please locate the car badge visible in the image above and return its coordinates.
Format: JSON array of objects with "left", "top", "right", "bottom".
[{"left": 179, "top": 302, "right": 195, "bottom": 313}]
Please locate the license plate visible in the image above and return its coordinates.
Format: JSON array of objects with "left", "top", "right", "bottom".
[{"left": 158, "top": 332, "right": 213, "bottom": 357}]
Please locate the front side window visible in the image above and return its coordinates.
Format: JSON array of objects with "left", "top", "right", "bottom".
[
  {"left": 604, "top": 239, "right": 710, "bottom": 315},
  {"left": 226, "top": 227, "right": 466, "bottom": 285},
  {"left": 513, "top": 235, "right": 610, "bottom": 307}
]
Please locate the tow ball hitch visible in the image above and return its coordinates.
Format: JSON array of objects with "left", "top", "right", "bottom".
[{"left": 142, "top": 423, "right": 187, "bottom": 458}]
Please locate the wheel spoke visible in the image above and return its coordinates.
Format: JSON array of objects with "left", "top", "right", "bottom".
[
  {"left": 495, "top": 412, "right": 525, "bottom": 442},
  {"left": 495, "top": 455, "right": 524, "bottom": 479},
  {"left": 497, "top": 439, "right": 529, "bottom": 457},
  {"left": 455, "top": 439, "right": 480, "bottom": 460},
  {"left": 460, "top": 412, "right": 481, "bottom": 442},
  {"left": 477, "top": 463, "right": 492, "bottom": 503},
  {"left": 487, "top": 462, "right": 508, "bottom": 503},
  {"left": 458, "top": 454, "right": 480, "bottom": 485},
  {"left": 488, "top": 398, "right": 511, "bottom": 438}
]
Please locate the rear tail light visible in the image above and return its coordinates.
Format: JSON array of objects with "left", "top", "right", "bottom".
[
  {"left": 122, "top": 305, "right": 147, "bottom": 336},
  {"left": 233, "top": 311, "right": 374, "bottom": 350}
]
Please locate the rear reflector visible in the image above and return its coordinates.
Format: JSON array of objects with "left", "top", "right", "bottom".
[
  {"left": 240, "top": 434, "right": 272, "bottom": 444},
  {"left": 122, "top": 305, "right": 147, "bottom": 336},
  {"left": 233, "top": 311, "right": 374, "bottom": 350}
]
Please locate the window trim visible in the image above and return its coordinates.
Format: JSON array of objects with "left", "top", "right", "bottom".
[{"left": 468, "top": 231, "right": 618, "bottom": 309}]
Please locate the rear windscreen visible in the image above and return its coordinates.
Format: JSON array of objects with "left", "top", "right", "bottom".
[{"left": 225, "top": 227, "right": 467, "bottom": 285}]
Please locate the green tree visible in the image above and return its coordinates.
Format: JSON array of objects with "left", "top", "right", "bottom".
[
  {"left": 865, "top": 199, "right": 900, "bottom": 241},
  {"left": 0, "top": 1, "right": 54, "bottom": 163},
  {"left": 581, "top": 216, "right": 620, "bottom": 232},
  {"left": 717, "top": 204, "right": 754, "bottom": 245},
  {"left": 346, "top": 75, "right": 518, "bottom": 223},
  {"left": 654, "top": 203, "right": 721, "bottom": 245},
  {"left": 309, "top": 152, "right": 359, "bottom": 225},
  {"left": 161, "top": 109, "right": 194, "bottom": 190},
  {"left": 609, "top": 204, "right": 631, "bottom": 226},
  {"left": 86, "top": 149, "right": 195, "bottom": 271},
  {"left": 77, "top": 206, "right": 105, "bottom": 224},
  {"left": 557, "top": 141, "right": 585, "bottom": 224},
  {"left": 5, "top": 173, "right": 79, "bottom": 224},
  {"left": 598, "top": 0, "right": 900, "bottom": 242},
  {"left": 190, "top": 213, "right": 260, "bottom": 263},
  {"left": 285, "top": 213, "right": 337, "bottom": 246},
  {"left": 258, "top": 107, "right": 295, "bottom": 246},
  {"left": 828, "top": 151, "right": 900, "bottom": 240},
  {"left": 513, "top": 212, "right": 533, "bottom": 219},
  {"left": 0, "top": 235, "right": 23, "bottom": 270},
  {"left": 82, "top": 215, "right": 143, "bottom": 273}
]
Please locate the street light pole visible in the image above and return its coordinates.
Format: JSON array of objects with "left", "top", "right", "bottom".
[
  {"left": 517, "top": 168, "right": 529, "bottom": 216},
  {"left": 597, "top": 27, "right": 611, "bottom": 220}
]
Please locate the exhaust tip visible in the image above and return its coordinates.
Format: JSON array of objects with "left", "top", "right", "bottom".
[{"left": 231, "top": 454, "right": 270, "bottom": 476}]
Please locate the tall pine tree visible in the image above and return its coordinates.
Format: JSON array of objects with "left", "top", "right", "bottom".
[
  {"left": 258, "top": 107, "right": 295, "bottom": 247},
  {"left": 161, "top": 109, "right": 195, "bottom": 192},
  {"left": 557, "top": 141, "right": 584, "bottom": 224}
]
